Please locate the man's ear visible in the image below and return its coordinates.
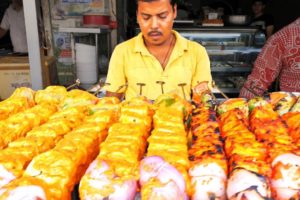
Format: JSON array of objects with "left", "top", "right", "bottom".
[{"left": 173, "top": 4, "right": 177, "bottom": 19}]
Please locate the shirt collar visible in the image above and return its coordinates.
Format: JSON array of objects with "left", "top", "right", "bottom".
[{"left": 134, "top": 30, "right": 188, "bottom": 56}]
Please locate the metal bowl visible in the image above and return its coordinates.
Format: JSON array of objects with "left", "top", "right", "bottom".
[{"left": 224, "top": 15, "right": 251, "bottom": 25}]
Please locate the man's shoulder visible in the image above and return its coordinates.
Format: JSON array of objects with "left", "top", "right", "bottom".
[
  {"left": 175, "top": 31, "right": 206, "bottom": 51},
  {"left": 114, "top": 36, "right": 138, "bottom": 51},
  {"left": 185, "top": 37, "right": 207, "bottom": 52},
  {"left": 5, "top": 5, "right": 15, "bottom": 13}
]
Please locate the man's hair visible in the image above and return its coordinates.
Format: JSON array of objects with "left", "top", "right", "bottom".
[
  {"left": 136, "top": 0, "right": 177, "bottom": 7},
  {"left": 252, "top": 0, "right": 266, "bottom": 5}
]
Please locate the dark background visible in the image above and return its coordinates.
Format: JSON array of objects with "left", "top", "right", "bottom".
[
  {"left": 0, "top": 0, "right": 299, "bottom": 48},
  {"left": 126, "top": 0, "right": 300, "bottom": 33},
  {"left": 0, "top": 0, "right": 12, "bottom": 50}
]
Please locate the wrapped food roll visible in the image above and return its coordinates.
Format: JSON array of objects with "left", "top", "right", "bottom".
[
  {"left": 80, "top": 96, "right": 151, "bottom": 199},
  {"left": 121, "top": 100, "right": 153, "bottom": 117},
  {"left": 0, "top": 177, "right": 49, "bottom": 200},
  {"left": 282, "top": 112, "right": 300, "bottom": 150},
  {"left": 0, "top": 103, "right": 57, "bottom": 147},
  {"left": 273, "top": 95, "right": 297, "bottom": 115},
  {"left": 85, "top": 109, "right": 118, "bottom": 125},
  {"left": 8, "top": 87, "right": 35, "bottom": 105},
  {"left": 0, "top": 87, "right": 35, "bottom": 121},
  {"left": 217, "top": 98, "right": 248, "bottom": 119},
  {"left": 140, "top": 156, "right": 188, "bottom": 200},
  {"left": 34, "top": 85, "right": 67, "bottom": 105},
  {"left": 227, "top": 168, "right": 271, "bottom": 200},
  {"left": 191, "top": 176, "right": 226, "bottom": 200},
  {"left": 60, "top": 89, "right": 99, "bottom": 109},
  {"left": 55, "top": 133, "right": 105, "bottom": 184},
  {"left": 91, "top": 99, "right": 120, "bottom": 114},
  {"left": 153, "top": 93, "right": 192, "bottom": 120},
  {"left": 24, "top": 150, "right": 76, "bottom": 200},
  {"left": 189, "top": 158, "right": 227, "bottom": 181},
  {"left": 79, "top": 159, "right": 137, "bottom": 200},
  {"left": 269, "top": 92, "right": 298, "bottom": 115},
  {"left": 146, "top": 94, "right": 190, "bottom": 196},
  {"left": 153, "top": 109, "right": 186, "bottom": 130},
  {"left": 0, "top": 149, "right": 33, "bottom": 188},
  {"left": 97, "top": 96, "right": 120, "bottom": 105},
  {"left": 148, "top": 133, "right": 187, "bottom": 144},
  {"left": 249, "top": 102, "right": 297, "bottom": 159},
  {"left": 49, "top": 105, "right": 89, "bottom": 121},
  {"left": 290, "top": 97, "right": 300, "bottom": 112},
  {"left": 271, "top": 153, "right": 300, "bottom": 200},
  {"left": 26, "top": 123, "right": 70, "bottom": 143},
  {"left": 0, "top": 97, "right": 31, "bottom": 121},
  {"left": 189, "top": 95, "right": 227, "bottom": 200}
]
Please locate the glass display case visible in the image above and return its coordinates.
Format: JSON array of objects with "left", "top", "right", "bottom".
[{"left": 176, "top": 27, "right": 266, "bottom": 97}]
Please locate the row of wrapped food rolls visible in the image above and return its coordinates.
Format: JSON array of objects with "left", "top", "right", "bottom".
[
  {"left": 0, "top": 86, "right": 299, "bottom": 199},
  {"left": 0, "top": 86, "right": 120, "bottom": 199},
  {"left": 79, "top": 96, "right": 153, "bottom": 199}
]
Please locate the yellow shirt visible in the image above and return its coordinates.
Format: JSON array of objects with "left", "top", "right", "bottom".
[{"left": 104, "top": 30, "right": 212, "bottom": 101}]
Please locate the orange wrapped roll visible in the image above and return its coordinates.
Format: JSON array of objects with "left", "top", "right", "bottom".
[
  {"left": 24, "top": 150, "right": 76, "bottom": 200},
  {"left": 0, "top": 176, "right": 50, "bottom": 200},
  {"left": 188, "top": 95, "right": 228, "bottom": 200}
]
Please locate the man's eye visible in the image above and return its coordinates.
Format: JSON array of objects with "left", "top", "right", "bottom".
[
  {"left": 158, "top": 14, "right": 167, "bottom": 19},
  {"left": 142, "top": 15, "right": 150, "bottom": 20}
]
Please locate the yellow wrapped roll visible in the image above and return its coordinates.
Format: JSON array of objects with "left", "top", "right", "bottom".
[{"left": 34, "top": 85, "right": 67, "bottom": 105}]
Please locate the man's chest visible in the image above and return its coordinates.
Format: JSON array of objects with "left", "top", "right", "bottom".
[{"left": 124, "top": 55, "right": 194, "bottom": 87}]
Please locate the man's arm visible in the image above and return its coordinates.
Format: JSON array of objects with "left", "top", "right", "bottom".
[
  {"left": 265, "top": 15, "right": 274, "bottom": 39},
  {"left": 105, "top": 91, "right": 124, "bottom": 100},
  {"left": 266, "top": 25, "right": 274, "bottom": 39},
  {"left": 239, "top": 33, "right": 283, "bottom": 99},
  {"left": 191, "top": 45, "right": 212, "bottom": 89},
  {"left": 103, "top": 45, "right": 127, "bottom": 100},
  {"left": 0, "top": 27, "right": 8, "bottom": 39}
]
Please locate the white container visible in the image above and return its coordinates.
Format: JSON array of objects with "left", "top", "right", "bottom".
[
  {"left": 75, "top": 43, "right": 98, "bottom": 84},
  {"left": 75, "top": 43, "right": 96, "bottom": 63},
  {"left": 76, "top": 62, "right": 97, "bottom": 84}
]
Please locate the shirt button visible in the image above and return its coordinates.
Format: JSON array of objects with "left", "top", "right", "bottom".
[{"left": 162, "top": 73, "right": 168, "bottom": 78}]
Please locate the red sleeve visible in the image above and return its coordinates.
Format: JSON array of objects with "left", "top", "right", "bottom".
[{"left": 239, "top": 33, "right": 285, "bottom": 99}]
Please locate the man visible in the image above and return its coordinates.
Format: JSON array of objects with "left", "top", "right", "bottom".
[
  {"left": 250, "top": 0, "right": 274, "bottom": 39},
  {"left": 239, "top": 17, "right": 300, "bottom": 99},
  {"left": 104, "top": 0, "right": 212, "bottom": 101},
  {"left": 0, "top": 0, "right": 27, "bottom": 53}
]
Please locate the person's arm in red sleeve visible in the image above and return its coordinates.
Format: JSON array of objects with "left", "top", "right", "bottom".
[{"left": 239, "top": 33, "right": 284, "bottom": 99}]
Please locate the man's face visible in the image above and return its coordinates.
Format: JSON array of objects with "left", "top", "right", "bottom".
[
  {"left": 252, "top": 1, "right": 265, "bottom": 15},
  {"left": 12, "top": 0, "right": 23, "bottom": 7},
  {"left": 137, "top": 0, "right": 177, "bottom": 46}
]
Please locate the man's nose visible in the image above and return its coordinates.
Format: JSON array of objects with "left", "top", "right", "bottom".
[{"left": 150, "top": 17, "right": 159, "bottom": 29}]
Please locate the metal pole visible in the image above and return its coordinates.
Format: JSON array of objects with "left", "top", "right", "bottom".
[{"left": 23, "top": 0, "right": 43, "bottom": 90}]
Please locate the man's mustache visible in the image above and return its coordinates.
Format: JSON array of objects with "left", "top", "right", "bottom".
[{"left": 148, "top": 31, "right": 162, "bottom": 36}]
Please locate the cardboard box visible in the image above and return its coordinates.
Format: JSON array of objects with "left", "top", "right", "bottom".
[{"left": 0, "top": 56, "right": 56, "bottom": 99}]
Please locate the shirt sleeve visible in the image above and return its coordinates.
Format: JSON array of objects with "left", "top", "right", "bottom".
[
  {"left": 103, "top": 45, "right": 126, "bottom": 93},
  {"left": 191, "top": 44, "right": 212, "bottom": 89},
  {"left": 0, "top": 8, "right": 10, "bottom": 30},
  {"left": 239, "top": 33, "right": 283, "bottom": 99}
]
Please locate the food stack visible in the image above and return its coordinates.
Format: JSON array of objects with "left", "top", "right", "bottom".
[
  {"left": 0, "top": 87, "right": 117, "bottom": 199},
  {"left": 282, "top": 97, "right": 300, "bottom": 153},
  {"left": 140, "top": 94, "right": 192, "bottom": 199},
  {"left": 218, "top": 98, "right": 271, "bottom": 199},
  {"left": 0, "top": 87, "right": 35, "bottom": 121},
  {"left": 249, "top": 94, "right": 300, "bottom": 199},
  {"left": 79, "top": 96, "right": 153, "bottom": 199},
  {"left": 188, "top": 93, "right": 227, "bottom": 200}
]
